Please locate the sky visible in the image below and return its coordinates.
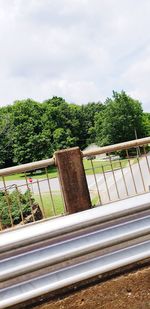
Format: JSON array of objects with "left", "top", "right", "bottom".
[{"left": 0, "top": 0, "right": 150, "bottom": 111}]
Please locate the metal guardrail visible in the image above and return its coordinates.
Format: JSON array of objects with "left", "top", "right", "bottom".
[
  {"left": 1, "top": 193, "right": 149, "bottom": 253},
  {"left": 83, "top": 137, "right": 150, "bottom": 206},
  {"left": 1, "top": 215, "right": 150, "bottom": 282},
  {"left": 0, "top": 193, "right": 150, "bottom": 309},
  {"left": 1, "top": 241, "right": 149, "bottom": 309}
]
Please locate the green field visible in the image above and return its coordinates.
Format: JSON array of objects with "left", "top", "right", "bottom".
[
  {"left": 0, "top": 165, "right": 58, "bottom": 181},
  {"left": 1, "top": 158, "right": 129, "bottom": 181},
  {"left": 83, "top": 158, "right": 128, "bottom": 174},
  {"left": 34, "top": 192, "right": 65, "bottom": 218},
  {"left": 34, "top": 190, "right": 102, "bottom": 219}
]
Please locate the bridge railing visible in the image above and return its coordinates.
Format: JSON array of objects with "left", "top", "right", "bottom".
[
  {"left": 82, "top": 137, "right": 150, "bottom": 206},
  {"left": 0, "top": 136, "right": 150, "bottom": 231}
]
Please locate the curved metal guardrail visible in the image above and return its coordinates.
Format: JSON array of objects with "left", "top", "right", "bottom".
[
  {"left": 0, "top": 193, "right": 150, "bottom": 253},
  {"left": 0, "top": 215, "right": 150, "bottom": 282},
  {"left": 0, "top": 216, "right": 150, "bottom": 281},
  {"left": 0, "top": 193, "right": 150, "bottom": 309},
  {"left": 0, "top": 241, "right": 150, "bottom": 309}
]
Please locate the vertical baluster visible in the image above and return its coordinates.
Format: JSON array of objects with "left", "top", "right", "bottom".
[
  {"left": 15, "top": 184, "right": 25, "bottom": 224},
  {"left": 126, "top": 149, "right": 138, "bottom": 194},
  {"left": 108, "top": 155, "right": 120, "bottom": 199},
  {"left": 119, "top": 160, "right": 129, "bottom": 196},
  {"left": 136, "top": 147, "right": 146, "bottom": 192},
  {"left": 2, "top": 176, "right": 14, "bottom": 227},
  {"left": 36, "top": 179, "right": 46, "bottom": 218},
  {"left": 45, "top": 167, "right": 57, "bottom": 216},
  {"left": 143, "top": 146, "right": 150, "bottom": 174},
  {"left": 90, "top": 159, "right": 101, "bottom": 205},
  {"left": 101, "top": 165, "right": 111, "bottom": 202},
  {"left": 24, "top": 173, "right": 35, "bottom": 222}
]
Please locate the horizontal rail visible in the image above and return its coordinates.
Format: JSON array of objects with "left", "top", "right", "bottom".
[
  {"left": 0, "top": 193, "right": 150, "bottom": 253},
  {"left": 1, "top": 215, "right": 149, "bottom": 281},
  {"left": 0, "top": 137, "right": 149, "bottom": 177},
  {"left": 0, "top": 240, "right": 149, "bottom": 309},
  {"left": 82, "top": 136, "right": 150, "bottom": 157},
  {"left": 0, "top": 158, "right": 55, "bottom": 176}
]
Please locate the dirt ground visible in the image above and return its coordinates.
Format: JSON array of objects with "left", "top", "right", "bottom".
[{"left": 33, "top": 266, "right": 150, "bottom": 309}]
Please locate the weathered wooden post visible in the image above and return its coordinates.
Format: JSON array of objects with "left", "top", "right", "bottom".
[{"left": 55, "top": 147, "right": 92, "bottom": 214}]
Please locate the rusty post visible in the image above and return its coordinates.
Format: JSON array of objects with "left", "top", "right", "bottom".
[{"left": 55, "top": 147, "right": 92, "bottom": 214}]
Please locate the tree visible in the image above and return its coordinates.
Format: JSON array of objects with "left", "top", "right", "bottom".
[
  {"left": 95, "top": 91, "right": 144, "bottom": 146},
  {"left": 0, "top": 107, "right": 14, "bottom": 168},
  {"left": 0, "top": 93, "right": 147, "bottom": 167},
  {"left": 53, "top": 128, "right": 77, "bottom": 149},
  {"left": 78, "top": 102, "right": 104, "bottom": 149},
  {"left": 142, "top": 113, "right": 150, "bottom": 137},
  {"left": 43, "top": 97, "right": 80, "bottom": 150},
  {"left": 12, "top": 99, "right": 53, "bottom": 164}
]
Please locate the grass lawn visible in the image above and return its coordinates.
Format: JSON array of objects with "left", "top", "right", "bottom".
[
  {"left": 34, "top": 191, "right": 101, "bottom": 219},
  {"left": 83, "top": 158, "right": 129, "bottom": 175},
  {"left": 34, "top": 192, "right": 65, "bottom": 218},
  {"left": 91, "top": 194, "right": 100, "bottom": 206},
  {"left": 0, "top": 166, "right": 58, "bottom": 181},
  {"left": 1, "top": 158, "right": 129, "bottom": 181}
]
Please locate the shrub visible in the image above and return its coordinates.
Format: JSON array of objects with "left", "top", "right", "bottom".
[{"left": 0, "top": 189, "right": 40, "bottom": 228}]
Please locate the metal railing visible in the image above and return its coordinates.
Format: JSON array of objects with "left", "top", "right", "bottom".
[
  {"left": 0, "top": 158, "right": 66, "bottom": 231},
  {"left": 0, "top": 136, "right": 150, "bottom": 231},
  {"left": 82, "top": 137, "right": 150, "bottom": 206}
]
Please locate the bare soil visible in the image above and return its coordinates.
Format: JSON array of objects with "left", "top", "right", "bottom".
[{"left": 33, "top": 266, "right": 150, "bottom": 309}]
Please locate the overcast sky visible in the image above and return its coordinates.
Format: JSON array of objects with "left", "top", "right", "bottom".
[{"left": 0, "top": 0, "right": 150, "bottom": 111}]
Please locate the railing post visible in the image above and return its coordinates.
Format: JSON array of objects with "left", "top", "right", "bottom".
[{"left": 55, "top": 147, "right": 92, "bottom": 214}]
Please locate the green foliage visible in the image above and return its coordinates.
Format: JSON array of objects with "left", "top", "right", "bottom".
[
  {"left": 0, "top": 93, "right": 149, "bottom": 167},
  {"left": 0, "top": 109, "right": 14, "bottom": 168},
  {"left": 95, "top": 91, "right": 145, "bottom": 146},
  {"left": 142, "top": 113, "right": 150, "bottom": 136},
  {"left": 53, "top": 128, "right": 77, "bottom": 149},
  {"left": 0, "top": 190, "right": 34, "bottom": 228},
  {"left": 43, "top": 97, "right": 80, "bottom": 150},
  {"left": 78, "top": 102, "right": 104, "bottom": 149},
  {"left": 12, "top": 99, "right": 53, "bottom": 164}
]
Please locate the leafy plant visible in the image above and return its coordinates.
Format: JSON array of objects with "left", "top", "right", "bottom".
[{"left": 0, "top": 189, "right": 38, "bottom": 228}]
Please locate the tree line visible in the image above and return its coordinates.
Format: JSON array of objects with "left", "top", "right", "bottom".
[{"left": 0, "top": 91, "right": 149, "bottom": 168}]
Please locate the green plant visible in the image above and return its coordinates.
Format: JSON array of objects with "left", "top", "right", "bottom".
[{"left": 0, "top": 189, "right": 37, "bottom": 228}]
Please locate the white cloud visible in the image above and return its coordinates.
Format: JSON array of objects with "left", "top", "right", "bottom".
[{"left": 0, "top": 0, "right": 150, "bottom": 111}]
